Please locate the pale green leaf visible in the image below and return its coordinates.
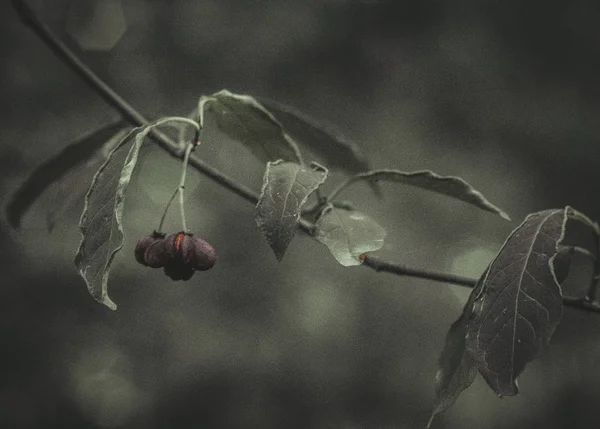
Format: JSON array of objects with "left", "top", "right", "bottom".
[{"left": 314, "top": 206, "right": 386, "bottom": 266}]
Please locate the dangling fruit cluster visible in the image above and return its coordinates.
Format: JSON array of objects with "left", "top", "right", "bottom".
[{"left": 135, "top": 231, "right": 216, "bottom": 280}]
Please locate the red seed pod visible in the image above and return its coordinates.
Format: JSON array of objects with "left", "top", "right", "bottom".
[
  {"left": 163, "top": 259, "right": 195, "bottom": 281},
  {"left": 161, "top": 232, "right": 216, "bottom": 280},
  {"left": 192, "top": 237, "right": 217, "bottom": 271},
  {"left": 164, "top": 232, "right": 196, "bottom": 264},
  {"left": 134, "top": 231, "right": 165, "bottom": 266},
  {"left": 144, "top": 239, "right": 171, "bottom": 268}
]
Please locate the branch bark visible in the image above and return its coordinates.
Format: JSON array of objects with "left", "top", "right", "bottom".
[{"left": 11, "top": 0, "right": 600, "bottom": 314}]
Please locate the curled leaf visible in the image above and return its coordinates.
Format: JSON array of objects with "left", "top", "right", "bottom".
[
  {"left": 314, "top": 206, "right": 386, "bottom": 266},
  {"left": 198, "top": 90, "right": 302, "bottom": 164},
  {"left": 330, "top": 169, "right": 510, "bottom": 220},
  {"left": 465, "top": 208, "right": 567, "bottom": 396},
  {"left": 256, "top": 160, "right": 328, "bottom": 260}
]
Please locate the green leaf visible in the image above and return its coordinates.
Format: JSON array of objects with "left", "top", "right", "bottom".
[
  {"left": 330, "top": 169, "right": 510, "bottom": 221},
  {"left": 256, "top": 97, "right": 371, "bottom": 175},
  {"left": 314, "top": 206, "right": 386, "bottom": 266},
  {"left": 7, "top": 121, "right": 128, "bottom": 228},
  {"left": 198, "top": 90, "right": 302, "bottom": 164},
  {"left": 465, "top": 208, "right": 568, "bottom": 396},
  {"left": 428, "top": 269, "right": 487, "bottom": 428},
  {"left": 74, "top": 117, "right": 198, "bottom": 310},
  {"left": 256, "top": 160, "right": 328, "bottom": 261}
]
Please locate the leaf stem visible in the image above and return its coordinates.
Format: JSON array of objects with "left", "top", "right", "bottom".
[
  {"left": 156, "top": 128, "right": 198, "bottom": 232},
  {"left": 157, "top": 189, "right": 178, "bottom": 232},
  {"left": 14, "top": 0, "right": 600, "bottom": 315},
  {"left": 178, "top": 143, "right": 194, "bottom": 232}
]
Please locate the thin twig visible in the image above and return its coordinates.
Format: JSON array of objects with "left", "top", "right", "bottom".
[
  {"left": 362, "top": 255, "right": 477, "bottom": 287},
  {"left": 12, "top": 0, "right": 600, "bottom": 314},
  {"left": 363, "top": 255, "right": 600, "bottom": 313}
]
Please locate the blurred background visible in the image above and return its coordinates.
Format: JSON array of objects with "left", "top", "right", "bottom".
[{"left": 2, "top": 0, "right": 600, "bottom": 428}]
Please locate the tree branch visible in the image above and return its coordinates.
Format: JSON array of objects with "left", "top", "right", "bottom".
[
  {"left": 12, "top": 0, "right": 600, "bottom": 314},
  {"left": 361, "top": 255, "right": 477, "bottom": 287},
  {"left": 10, "top": 0, "right": 258, "bottom": 206}
]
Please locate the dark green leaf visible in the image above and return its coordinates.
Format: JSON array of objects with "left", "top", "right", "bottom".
[
  {"left": 314, "top": 206, "right": 386, "bottom": 266},
  {"left": 465, "top": 208, "right": 568, "bottom": 396},
  {"left": 198, "top": 90, "right": 302, "bottom": 164},
  {"left": 257, "top": 97, "right": 371, "bottom": 174},
  {"left": 428, "top": 269, "right": 487, "bottom": 428},
  {"left": 7, "top": 121, "right": 128, "bottom": 228},
  {"left": 256, "top": 161, "right": 328, "bottom": 261},
  {"left": 331, "top": 169, "right": 510, "bottom": 221}
]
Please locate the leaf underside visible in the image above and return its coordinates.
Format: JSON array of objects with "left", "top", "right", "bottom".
[
  {"left": 7, "top": 121, "right": 128, "bottom": 228},
  {"left": 256, "top": 161, "right": 328, "bottom": 261},
  {"left": 199, "top": 90, "right": 302, "bottom": 164},
  {"left": 314, "top": 206, "right": 386, "bottom": 266},
  {"left": 344, "top": 169, "right": 510, "bottom": 220},
  {"left": 465, "top": 208, "right": 567, "bottom": 396}
]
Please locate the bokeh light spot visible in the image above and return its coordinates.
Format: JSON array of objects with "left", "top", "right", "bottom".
[{"left": 66, "top": 0, "right": 127, "bottom": 51}]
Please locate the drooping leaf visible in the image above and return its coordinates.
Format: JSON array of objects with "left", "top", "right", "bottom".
[
  {"left": 257, "top": 97, "right": 370, "bottom": 174},
  {"left": 198, "top": 90, "right": 302, "bottom": 164},
  {"left": 465, "top": 208, "right": 568, "bottom": 396},
  {"left": 314, "top": 206, "right": 386, "bottom": 266},
  {"left": 330, "top": 169, "right": 510, "bottom": 221},
  {"left": 7, "top": 121, "right": 128, "bottom": 228},
  {"left": 75, "top": 117, "right": 197, "bottom": 310},
  {"left": 428, "top": 269, "right": 488, "bottom": 428},
  {"left": 46, "top": 128, "right": 130, "bottom": 232},
  {"left": 256, "top": 160, "right": 328, "bottom": 261}
]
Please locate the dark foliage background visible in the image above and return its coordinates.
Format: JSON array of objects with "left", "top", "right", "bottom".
[{"left": 2, "top": 1, "right": 600, "bottom": 428}]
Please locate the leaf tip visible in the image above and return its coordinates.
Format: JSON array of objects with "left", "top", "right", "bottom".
[
  {"left": 426, "top": 413, "right": 436, "bottom": 429},
  {"left": 273, "top": 248, "right": 286, "bottom": 262},
  {"left": 499, "top": 210, "right": 512, "bottom": 221},
  {"left": 102, "top": 297, "right": 117, "bottom": 311}
]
